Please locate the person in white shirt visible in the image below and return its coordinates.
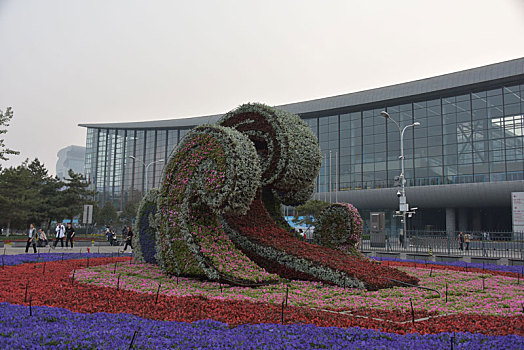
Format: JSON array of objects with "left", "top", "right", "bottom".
[
  {"left": 53, "top": 222, "right": 66, "bottom": 248},
  {"left": 25, "top": 224, "right": 37, "bottom": 253}
]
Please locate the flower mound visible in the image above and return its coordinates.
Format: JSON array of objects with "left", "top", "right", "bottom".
[
  {"left": 158, "top": 124, "right": 278, "bottom": 286},
  {"left": 315, "top": 203, "right": 364, "bottom": 251},
  {"left": 218, "top": 103, "right": 321, "bottom": 196},
  {"left": 142, "top": 103, "right": 420, "bottom": 290}
]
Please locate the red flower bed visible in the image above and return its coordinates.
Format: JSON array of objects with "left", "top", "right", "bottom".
[
  {"left": 0, "top": 258, "right": 522, "bottom": 336},
  {"left": 226, "top": 200, "right": 418, "bottom": 290}
]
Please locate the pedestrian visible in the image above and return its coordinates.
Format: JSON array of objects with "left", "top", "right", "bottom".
[
  {"left": 122, "top": 226, "right": 134, "bottom": 252},
  {"left": 105, "top": 226, "right": 112, "bottom": 243},
  {"left": 458, "top": 232, "right": 464, "bottom": 251},
  {"left": 464, "top": 232, "right": 471, "bottom": 251},
  {"left": 399, "top": 233, "right": 404, "bottom": 248},
  {"left": 37, "top": 228, "right": 48, "bottom": 247},
  {"left": 65, "top": 222, "right": 76, "bottom": 248},
  {"left": 25, "top": 224, "right": 37, "bottom": 253},
  {"left": 121, "top": 226, "right": 128, "bottom": 243},
  {"left": 53, "top": 222, "right": 65, "bottom": 248}
]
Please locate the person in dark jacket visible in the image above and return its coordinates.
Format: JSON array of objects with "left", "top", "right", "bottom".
[
  {"left": 25, "top": 224, "right": 37, "bottom": 253},
  {"left": 122, "top": 226, "right": 134, "bottom": 252},
  {"left": 65, "top": 222, "right": 76, "bottom": 248}
]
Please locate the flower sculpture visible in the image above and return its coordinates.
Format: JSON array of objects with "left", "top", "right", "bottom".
[
  {"left": 132, "top": 188, "right": 160, "bottom": 264},
  {"left": 144, "top": 103, "right": 417, "bottom": 290},
  {"left": 158, "top": 124, "right": 279, "bottom": 285},
  {"left": 314, "top": 203, "right": 364, "bottom": 255}
]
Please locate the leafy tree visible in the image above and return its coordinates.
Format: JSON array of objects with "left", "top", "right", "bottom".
[
  {"left": 60, "top": 169, "right": 95, "bottom": 223},
  {"left": 26, "top": 159, "right": 57, "bottom": 226},
  {"left": 38, "top": 175, "right": 66, "bottom": 230},
  {"left": 292, "top": 199, "right": 330, "bottom": 227},
  {"left": 0, "top": 107, "right": 19, "bottom": 161},
  {"left": 0, "top": 161, "right": 37, "bottom": 232},
  {"left": 96, "top": 201, "right": 118, "bottom": 226},
  {"left": 119, "top": 196, "right": 141, "bottom": 227}
]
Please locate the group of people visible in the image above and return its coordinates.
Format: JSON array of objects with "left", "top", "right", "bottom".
[
  {"left": 25, "top": 222, "right": 76, "bottom": 253},
  {"left": 53, "top": 222, "right": 76, "bottom": 249},
  {"left": 105, "top": 225, "right": 134, "bottom": 252},
  {"left": 457, "top": 231, "right": 471, "bottom": 251}
]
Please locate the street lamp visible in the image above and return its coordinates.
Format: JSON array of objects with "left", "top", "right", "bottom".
[
  {"left": 128, "top": 156, "right": 165, "bottom": 192},
  {"left": 381, "top": 111, "right": 421, "bottom": 238}
]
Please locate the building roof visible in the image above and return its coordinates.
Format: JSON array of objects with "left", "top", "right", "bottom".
[{"left": 79, "top": 57, "right": 524, "bottom": 129}]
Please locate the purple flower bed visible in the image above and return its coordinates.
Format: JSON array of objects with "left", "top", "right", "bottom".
[
  {"left": 0, "top": 302, "right": 521, "bottom": 349},
  {"left": 371, "top": 256, "right": 524, "bottom": 274},
  {"left": 0, "top": 252, "right": 131, "bottom": 266}
]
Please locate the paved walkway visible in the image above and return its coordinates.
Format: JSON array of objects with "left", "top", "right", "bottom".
[{"left": 1, "top": 244, "right": 129, "bottom": 256}]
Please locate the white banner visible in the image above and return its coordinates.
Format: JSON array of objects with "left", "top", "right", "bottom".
[
  {"left": 512, "top": 192, "right": 524, "bottom": 232},
  {"left": 83, "top": 204, "right": 93, "bottom": 224}
]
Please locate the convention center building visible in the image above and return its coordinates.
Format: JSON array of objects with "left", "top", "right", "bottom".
[{"left": 80, "top": 57, "right": 524, "bottom": 234}]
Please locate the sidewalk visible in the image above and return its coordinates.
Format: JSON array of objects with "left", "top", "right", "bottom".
[
  {"left": 364, "top": 250, "right": 521, "bottom": 266},
  {"left": 0, "top": 244, "right": 127, "bottom": 256}
]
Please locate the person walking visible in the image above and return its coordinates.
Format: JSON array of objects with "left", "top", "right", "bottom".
[
  {"left": 121, "top": 226, "right": 128, "bottom": 244},
  {"left": 458, "top": 232, "right": 464, "bottom": 251},
  {"left": 37, "top": 228, "right": 48, "bottom": 247},
  {"left": 464, "top": 232, "right": 471, "bottom": 251},
  {"left": 122, "top": 226, "right": 134, "bottom": 252},
  {"left": 65, "top": 222, "right": 76, "bottom": 248},
  {"left": 25, "top": 224, "right": 38, "bottom": 253},
  {"left": 53, "top": 222, "right": 65, "bottom": 248}
]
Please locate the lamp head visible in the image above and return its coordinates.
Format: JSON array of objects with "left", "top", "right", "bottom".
[
  {"left": 413, "top": 122, "right": 421, "bottom": 126},
  {"left": 128, "top": 156, "right": 136, "bottom": 160},
  {"left": 380, "top": 111, "right": 390, "bottom": 119}
]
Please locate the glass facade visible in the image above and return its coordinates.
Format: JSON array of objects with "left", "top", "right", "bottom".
[
  {"left": 84, "top": 81, "right": 524, "bottom": 213},
  {"left": 306, "top": 84, "right": 523, "bottom": 192}
]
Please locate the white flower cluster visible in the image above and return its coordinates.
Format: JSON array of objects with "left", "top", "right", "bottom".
[{"left": 219, "top": 103, "right": 321, "bottom": 203}]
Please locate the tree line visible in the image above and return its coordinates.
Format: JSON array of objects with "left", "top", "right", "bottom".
[
  {"left": 0, "top": 158, "right": 142, "bottom": 234},
  {"left": 0, "top": 159, "right": 94, "bottom": 233}
]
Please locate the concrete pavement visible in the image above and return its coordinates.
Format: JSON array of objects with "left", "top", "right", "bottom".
[{"left": 0, "top": 243, "right": 129, "bottom": 256}]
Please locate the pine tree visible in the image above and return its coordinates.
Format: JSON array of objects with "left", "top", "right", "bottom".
[
  {"left": 61, "top": 169, "right": 95, "bottom": 223},
  {"left": 0, "top": 107, "right": 19, "bottom": 161},
  {"left": 0, "top": 162, "right": 36, "bottom": 232}
]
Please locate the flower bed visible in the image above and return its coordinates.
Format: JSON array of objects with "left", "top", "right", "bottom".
[
  {"left": 0, "top": 254, "right": 522, "bottom": 347},
  {"left": 76, "top": 261, "right": 524, "bottom": 318},
  {"left": 1, "top": 302, "right": 522, "bottom": 349}
]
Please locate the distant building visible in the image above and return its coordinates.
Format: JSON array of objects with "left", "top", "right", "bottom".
[
  {"left": 56, "top": 145, "right": 86, "bottom": 179},
  {"left": 79, "top": 58, "right": 524, "bottom": 233}
]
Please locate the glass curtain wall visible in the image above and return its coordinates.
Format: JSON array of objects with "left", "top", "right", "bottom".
[
  {"left": 84, "top": 128, "right": 97, "bottom": 190},
  {"left": 133, "top": 131, "right": 146, "bottom": 196},
  {"left": 317, "top": 115, "right": 339, "bottom": 201},
  {"left": 155, "top": 130, "right": 167, "bottom": 186},
  {"left": 144, "top": 130, "right": 156, "bottom": 192},
  {"left": 85, "top": 82, "right": 524, "bottom": 210}
]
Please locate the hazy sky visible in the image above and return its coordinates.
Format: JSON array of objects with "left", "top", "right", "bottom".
[{"left": 1, "top": 0, "right": 523, "bottom": 175}]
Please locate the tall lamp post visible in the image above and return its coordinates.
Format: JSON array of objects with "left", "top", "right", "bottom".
[
  {"left": 128, "top": 156, "right": 165, "bottom": 192},
  {"left": 380, "top": 111, "right": 420, "bottom": 238}
]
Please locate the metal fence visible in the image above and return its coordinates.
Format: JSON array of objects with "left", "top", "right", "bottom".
[{"left": 360, "top": 230, "right": 524, "bottom": 259}]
